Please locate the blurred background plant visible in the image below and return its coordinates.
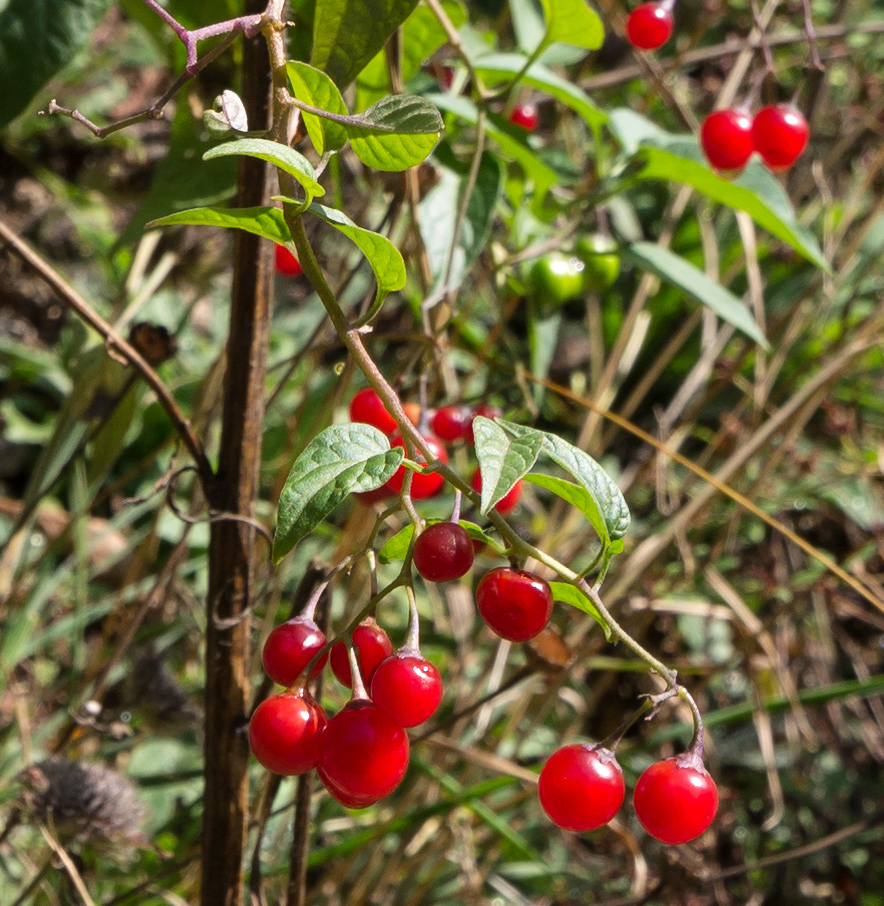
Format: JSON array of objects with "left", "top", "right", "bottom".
[{"left": 0, "top": 0, "right": 883, "bottom": 903}]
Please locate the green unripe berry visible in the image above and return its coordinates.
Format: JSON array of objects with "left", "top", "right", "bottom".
[
  {"left": 527, "top": 253, "right": 586, "bottom": 307},
  {"left": 574, "top": 234, "right": 620, "bottom": 291}
]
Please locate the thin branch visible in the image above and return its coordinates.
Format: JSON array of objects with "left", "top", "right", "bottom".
[{"left": 0, "top": 218, "right": 214, "bottom": 491}]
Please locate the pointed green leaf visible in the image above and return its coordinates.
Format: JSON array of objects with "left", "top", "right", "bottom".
[
  {"left": 539, "top": 0, "right": 604, "bottom": 50},
  {"left": 146, "top": 205, "right": 289, "bottom": 244},
  {"left": 472, "top": 417, "right": 543, "bottom": 514},
  {"left": 274, "top": 424, "right": 404, "bottom": 563},
  {"left": 608, "top": 108, "right": 828, "bottom": 271},
  {"left": 549, "top": 582, "right": 610, "bottom": 638},
  {"left": 311, "top": 0, "right": 420, "bottom": 89},
  {"left": 626, "top": 241, "right": 768, "bottom": 347},
  {"left": 347, "top": 95, "right": 443, "bottom": 171},
  {"left": 474, "top": 52, "right": 607, "bottom": 132},
  {"left": 523, "top": 472, "right": 609, "bottom": 547},
  {"left": 307, "top": 203, "right": 406, "bottom": 296},
  {"left": 498, "top": 420, "right": 631, "bottom": 542},
  {"left": 286, "top": 61, "right": 349, "bottom": 155},
  {"left": 203, "top": 139, "right": 325, "bottom": 202}
]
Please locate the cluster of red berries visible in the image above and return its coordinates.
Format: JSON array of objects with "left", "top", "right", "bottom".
[
  {"left": 625, "top": 1, "right": 674, "bottom": 52},
  {"left": 538, "top": 744, "right": 718, "bottom": 844},
  {"left": 700, "top": 103, "right": 809, "bottom": 174},
  {"left": 348, "top": 387, "right": 523, "bottom": 513},
  {"left": 249, "top": 613, "right": 443, "bottom": 807}
]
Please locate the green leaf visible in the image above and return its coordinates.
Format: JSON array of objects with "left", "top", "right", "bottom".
[
  {"left": 539, "top": 0, "right": 604, "bottom": 50},
  {"left": 347, "top": 94, "right": 443, "bottom": 171},
  {"left": 356, "top": 0, "right": 466, "bottom": 110},
  {"left": 498, "top": 420, "right": 631, "bottom": 543},
  {"left": 0, "top": 0, "right": 114, "bottom": 126},
  {"left": 418, "top": 152, "right": 503, "bottom": 290},
  {"left": 274, "top": 424, "right": 404, "bottom": 563},
  {"left": 524, "top": 472, "right": 609, "bottom": 550},
  {"left": 472, "top": 417, "right": 542, "bottom": 514},
  {"left": 608, "top": 108, "right": 828, "bottom": 271},
  {"left": 307, "top": 202, "right": 407, "bottom": 294},
  {"left": 311, "top": 0, "right": 420, "bottom": 89},
  {"left": 146, "top": 205, "right": 290, "bottom": 245},
  {"left": 626, "top": 241, "right": 768, "bottom": 347},
  {"left": 203, "top": 139, "right": 325, "bottom": 202},
  {"left": 429, "top": 93, "right": 558, "bottom": 201},
  {"left": 548, "top": 581, "right": 610, "bottom": 638},
  {"left": 286, "top": 61, "right": 349, "bottom": 155},
  {"left": 474, "top": 52, "right": 607, "bottom": 132}
]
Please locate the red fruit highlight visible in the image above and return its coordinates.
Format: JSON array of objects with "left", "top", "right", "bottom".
[
  {"left": 700, "top": 108, "right": 754, "bottom": 174},
  {"left": 248, "top": 690, "right": 327, "bottom": 775},
  {"left": 349, "top": 387, "right": 399, "bottom": 435},
  {"left": 752, "top": 104, "right": 809, "bottom": 171},
  {"left": 330, "top": 620, "right": 394, "bottom": 688},
  {"left": 475, "top": 567, "right": 553, "bottom": 642},
  {"left": 625, "top": 3, "right": 674, "bottom": 51},
  {"left": 413, "top": 521, "right": 475, "bottom": 582},
  {"left": 371, "top": 652, "right": 443, "bottom": 727},
  {"left": 262, "top": 618, "right": 328, "bottom": 686}
]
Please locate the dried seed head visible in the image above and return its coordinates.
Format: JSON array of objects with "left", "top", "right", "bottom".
[{"left": 19, "top": 759, "right": 149, "bottom": 849}]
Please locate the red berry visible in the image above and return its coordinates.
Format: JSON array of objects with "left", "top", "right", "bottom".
[
  {"left": 349, "top": 387, "right": 399, "bottom": 435},
  {"left": 431, "top": 405, "right": 473, "bottom": 443},
  {"left": 384, "top": 434, "right": 449, "bottom": 499},
  {"left": 248, "top": 690, "right": 327, "bottom": 775},
  {"left": 633, "top": 755, "right": 719, "bottom": 844},
  {"left": 465, "top": 404, "right": 502, "bottom": 444},
  {"left": 625, "top": 2, "right": 673, "bottom": 51},
  {"left": 318, "top": 700, "right": 410, "bottom": 806},
  {"left": 751, "top": 104, "right": 809, "bottom": 171},
  {"left": 262, "top": 618, "right": 329, "bottom": 686},
  {"left": 470, "top": 468, "right": 522, "bottom": 515},
  {"left": 371, "top": 651, "right": 443, "bottom": 727},
  {"left": 509, "top": 102, "right": 539, "bottom": 132},
  {"left": 475, "top": 567, "right": 553, "bottom": 642},
  {"left": 538, "top": 744, "right": 625, "bottom": 832},
  {"left": 413, "top": 521, "right": 475, "bottom": 582},
  {"left": 274, "top": 244, "right": 303, "bottom": 277},
  {"left": 330, "top": 620, "right": 394, "bottom": 688},
  {"left": 700, "top": 108, "right": 754, "bottom": 174}
]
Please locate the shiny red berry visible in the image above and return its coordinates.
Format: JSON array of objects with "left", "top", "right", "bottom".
[
  {"left": 509, "top": 102, "right": 539, "bottom": 132},
  {"left": 538, "top": 744, "right": 625, "bottom": 832},
  {"left": 431, "top": 405, "right": 473, "bottom": 443},
  {"left": 330, "top": 620, "right": 394, "bottom": 688},
  {"left": 274, "top": 244, "right": 303, "bottom": 277},
  {"left": 384, "top": 434, "right": 449, "bottom": 499},
  {"left": 413, "top": 521, "right": 475, "bottom": 582},
  {"left": 475, "top": 567, "right": 553, "bottom": 642},
  {"left": 633, "top": 755, "right": 719, "bottom": 844},
  {"left": 700, "top": 108, "right": 754, "bottom": 173},
  {"left": 349, "top": 387, "right": 399, "bottom": 435},
  {"left": 248, "top": 690, "right": 327, "bottom": 775},
  {"left": 752, "top": 104, "right": 809, "bottom": 171},
  {"left": 262, "top": 618, "right": 328, "bottom": 686},
  {"left": 371, "top": 651, "right": 443, "bottom": 727},
  {"left": 318, "top": 700, "right": 410, "bottom": 806},
  {"left": 625, "top": 2, "right": 673, "bottom": 51},
  {"left": 470, "top": 468, "right": 522, "bottom": 515}
]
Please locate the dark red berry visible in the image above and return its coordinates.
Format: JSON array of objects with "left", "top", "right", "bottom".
[
  {"left": 262, "top": 618, "right": 328, "bottom": 686},
  {"left": 625, "top": 2, "right": 673, "bottom": 51},
  {"left": 751, "top": 104, "right": 809, "bottom": 171},
  {"left": 538, "top": 744, "right": 625, "bottom": 832},
  {"left": 431, "top": 405, "right": 473, "bottom": 443},
  {"left": 700, "top": 108, "right": 754, "bottom": 173},
  {"left": 349, "top": 387, "right": 399, "bottom": 435},
  {"left": 248, "top": 690, "right": 327, "bottom": 775},
  {"left": 384, "top": 434, "right": 449, "bottom": 499},
  {"left": 413, "top": 521, "right": 474, "bottom": 582},
  {"left": 475, "top": 567, "right": 553, "bottom": 642},
  {"left": 274, "top": 244, "right": 303, "bottom": 277},
  {"left": 509, "top": 102, "right": 539, "bottom": 132},
  {"left": 371, "top": 651, "right": 443, "bottom": 727},
  {"left": 465, "top": 404, "right": 502, "bottom": 444},
  {"left": 330, "top": 620, "right": 394, "bottom": 688},
  {"left": 318, "top": 700, "right": 410, "bottom": 806},
  {"left": 470, "top": 468, "right": 522, "bottom": 515},
  {"left": 633, "top": 755, "right": 719, "bottom": 844}
]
